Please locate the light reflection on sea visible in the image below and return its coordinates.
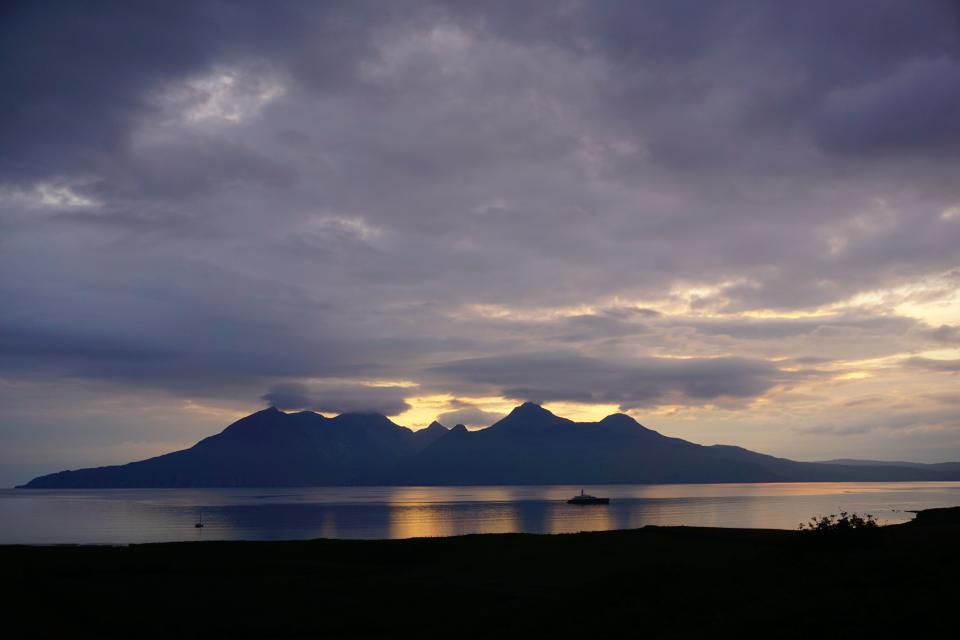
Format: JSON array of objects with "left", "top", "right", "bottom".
[{"left": 1, "top": 482, "right": 958, "bottom": 545}]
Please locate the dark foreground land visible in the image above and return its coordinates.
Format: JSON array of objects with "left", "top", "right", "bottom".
[{"left": 5, "top": 508, "right": 960, "bottom": 639}]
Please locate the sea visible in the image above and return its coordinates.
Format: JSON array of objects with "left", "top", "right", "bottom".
[{"left": 2, "top": 482, "right": 959, "bottom": 545}]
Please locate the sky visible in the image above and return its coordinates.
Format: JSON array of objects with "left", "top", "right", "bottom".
[{"left": 2, "top": 0, "right": 960, "bottom": 486}]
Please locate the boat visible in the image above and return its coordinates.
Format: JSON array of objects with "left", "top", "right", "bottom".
[
  {"left": 567, "top": 490, "right": 609, "bottom": 505},
  {"left": 194, "top": 510, "right": 204, "bottom": 528}
]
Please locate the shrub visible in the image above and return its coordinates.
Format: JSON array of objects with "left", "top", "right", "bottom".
[{"left": 799, "top": 510, "right": 878, "bottom": 532}]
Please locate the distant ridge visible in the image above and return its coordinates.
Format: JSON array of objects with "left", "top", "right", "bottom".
[
  {"left": 18, "top": 404, "right": 960, "bottom": 488},
  {"left": 819, "top": 458, "right": 960, "bottom": 471}
]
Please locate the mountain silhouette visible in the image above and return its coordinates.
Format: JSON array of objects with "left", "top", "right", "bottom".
[
  {"left": 20, "top": 407, "right": 445, "bottom": 488},
  {"left": 17, "top": 403, "right": 960, "bottom": 487}
]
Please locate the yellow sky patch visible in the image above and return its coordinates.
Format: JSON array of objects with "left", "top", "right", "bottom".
[{"left": 832, "top": 371, "right": 873, "bottom": 381}]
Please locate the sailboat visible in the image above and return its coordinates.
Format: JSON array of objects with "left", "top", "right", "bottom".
[{"left": 194, "top": 510, "right": 205, "bottom": 528}]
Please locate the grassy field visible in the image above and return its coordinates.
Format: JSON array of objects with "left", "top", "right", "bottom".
[{"left": 5, "top": 511, "right": 959, "bottom": 638}]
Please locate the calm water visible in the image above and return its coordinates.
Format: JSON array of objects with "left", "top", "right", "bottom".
[{"left": 2, "top": 482, "right": 959, "bottom": 545}]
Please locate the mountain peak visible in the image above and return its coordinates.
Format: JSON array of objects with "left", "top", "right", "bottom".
[
  {"left": 213, "top": 404, "right": 299, "bottom": 443},
  {"left": 223, "top": 405, "right": 287, "bottom": 430},
  {"left": 486, "top": 402, "right": 571, "bottom": 432},
  {"left": 597, "top": 412, "right": 664, "bottom": 438},
  {"left": 512, "top": 401, "right": 552, "bottom": 416},
  {"left": 411, "top": 420, "right": 450, "bottom": 449}
]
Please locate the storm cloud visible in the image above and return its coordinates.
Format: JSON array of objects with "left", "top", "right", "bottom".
[
  {"left": 3, "top": 1, "right": 960, "bottom": 482},
  {"left": 261, "top": 382, "right": 412, "bottom": 416},
  {"left": 430, "top": 354, "right": 787, "bottom": 409},
  {"left": 903, "top": 357, "right": 960, "bottom": 373}
]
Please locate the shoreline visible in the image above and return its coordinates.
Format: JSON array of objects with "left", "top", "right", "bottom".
[
  {"left": 0, "top": 524, "right": 806, "bottom": 550},
  {"left": 0, "top": 512, "right": 928, "bottom": 549},
  {"left": 4, "top": 508, "right": 959, "bottom": 637}
]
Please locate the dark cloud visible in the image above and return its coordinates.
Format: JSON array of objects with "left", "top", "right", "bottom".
[
  {"left": 796, "top": 422, "right": 877, "bottom": 437},
  {"left": 813, "top": 58, "right": 960, "bottom": 156},
  {"left": 0, "top": 0, "right": 391, "bottom": 182},
  {"left": 678, "top": 315, "right": 919, "bottom": 341},
  {"left": 841, "top": 396, "right": 888, "bottom": 409},
  {"left": 797, "top": 408, "right": 960, "bottom": 437},
  {"left": 261, "top": 382, "right": 412, "bottom": 416},
  {"left": 903, "top": 357, "right": 960, "bottom": 373},
  {"left": 430, "top": 353, "right": 787, "bottom": 409},
  {"left": 927, "top": 325, "right": 960, "bottom": 344},
  {"left": 923, "top": 393, "right": 960, "bottom": 406}
]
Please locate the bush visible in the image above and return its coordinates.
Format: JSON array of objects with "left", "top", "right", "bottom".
[{"left": 799, "top": 510, "right": 878, "bottom": 532}]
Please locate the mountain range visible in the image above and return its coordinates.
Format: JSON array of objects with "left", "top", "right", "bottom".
[{"left": 17, "top": 403, "right": 960, "bottom": 487}]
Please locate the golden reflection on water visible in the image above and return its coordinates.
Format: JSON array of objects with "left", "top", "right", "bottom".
[
  {"left": 375, "top": 482, "right": 960, "bottom": 537},
  {"left": 3, "top": 482, "right": 959, "bottom": 544},
  {"left": 385, "top": 486, "right": 521, "bottom": 507},
  {"left": 388, "top": 504, "right": 520, "bottom": 538},
  {"left": 367, "top": 482, "right": 960, "bottom": 538},
  {"left": 318, "top": 511, "right": 337, "bottom": 539},
  {"left": 613, "top": 481, "right": 960, "bottom": 499},
  {"left": 548, "top": 503, "right": 614, "bottom": 535}
]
